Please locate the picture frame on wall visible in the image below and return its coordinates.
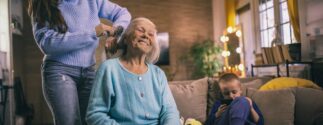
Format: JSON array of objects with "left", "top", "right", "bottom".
[{"left": 156, "top": 32, "right": 170, "bottom": 65}]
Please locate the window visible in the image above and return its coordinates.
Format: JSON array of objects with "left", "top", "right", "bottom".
[
  {"left": 279, "top": 0, "right": 297, "bottom": 44},
  {"left": 259, "top": 0, "right": 296, "bottom": 47}
]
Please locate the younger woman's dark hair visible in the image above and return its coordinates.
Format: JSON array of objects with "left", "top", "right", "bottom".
[{"left": 28, "top": 0, "right": 68, "bottom": 33}]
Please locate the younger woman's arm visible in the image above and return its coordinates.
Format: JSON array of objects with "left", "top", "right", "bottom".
[
  {"left": 97, "top": 0, "right": 131, "bottom": 30},
  {"left": 32, "top": 22, "right": 98, "bottom": 55}
]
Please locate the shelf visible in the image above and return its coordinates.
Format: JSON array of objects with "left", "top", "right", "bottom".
[{"left": 251, "top": 61, "right": 313, "bottom": 79}]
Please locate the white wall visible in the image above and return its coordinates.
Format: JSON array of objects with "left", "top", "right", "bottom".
[
  {"left": 299, "top": 0, "right": 323, "bottom": 60},
  {"left": 0, "top": 0, "right": 11, "bottom": 53},
  {"left": 306, "top": 0, "right": 323, "bottom": 36},
  {"left": 239, "top": 9, "right": 257, "bottom": 76}
]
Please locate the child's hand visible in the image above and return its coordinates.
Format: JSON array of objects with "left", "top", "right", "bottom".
[
  {"left": 215, "top": 104, "right": 227, "bottom": 118},
  {"left": 246, "top": 97, "right": 260, "bottom": 123},
  {"left": 245, "top": 97, "right": 253, "bottom": 107}
]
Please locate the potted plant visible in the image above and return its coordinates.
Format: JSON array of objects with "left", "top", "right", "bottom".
[{"left": 189, "top": 39, "right": 223, "bottom": 78}]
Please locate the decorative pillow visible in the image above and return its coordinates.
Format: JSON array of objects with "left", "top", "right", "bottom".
[
  {"left": 248, "top": 88, "right": 296, "bottom": 125},
  {"left": 259, "top": 77, "right": 321, "bottom": 91},
  {"left": 169, "top": 77, "right": 209, "bottom": 123},
  {"left": 206, "top": 77, "right": 221, "bottom": 115},
  {"left": 169, "top": 80, "right": 195, "bottom": 85}
]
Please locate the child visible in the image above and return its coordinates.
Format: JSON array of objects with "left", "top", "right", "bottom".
[{"left": 205, "top": 73, "right": 264, "bottom": 125}]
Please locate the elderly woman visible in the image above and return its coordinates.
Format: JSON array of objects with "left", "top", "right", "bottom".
[{"left": 86, "top": 18, "right": 180, "bottom": 125}]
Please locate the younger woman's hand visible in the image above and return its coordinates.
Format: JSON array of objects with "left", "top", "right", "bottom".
[
  {"left": 105, "top": 37, "right": 117, "bottom": 48},
  {"left": 105, "top": 36, "right": 119, "bottom": 55},
  {"left": 95, "top": 23, "right": 115, "bottom": 37}
]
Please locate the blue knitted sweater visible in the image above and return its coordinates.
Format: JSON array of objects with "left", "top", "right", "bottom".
[
  {"left": 32, "top": 0, "right": 131, "bottom": 67},
  {"left": 86, "top": 58, "right": 181, "bottom": 125}
]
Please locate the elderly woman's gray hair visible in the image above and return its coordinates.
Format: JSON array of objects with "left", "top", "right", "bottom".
[{"left": 115, "top": 17, "right": 160, "bottom": 63}]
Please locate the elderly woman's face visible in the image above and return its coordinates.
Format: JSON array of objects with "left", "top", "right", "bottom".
[{"left": 128, "top": 21, "right": 156, "bottom": 54}]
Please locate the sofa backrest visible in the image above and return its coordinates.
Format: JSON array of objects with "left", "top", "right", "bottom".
[
  {"left": 244, "top": 88, "right": 296, "bottom": 125},
  {"left": 240, "top": 76, "right": 273, "bottom": 84},
  {"left": 245, "top": 87, "right": 323, "bottom": 125},
  {"left": 294, "top": 87, "right": 323, "bottom": 125}
]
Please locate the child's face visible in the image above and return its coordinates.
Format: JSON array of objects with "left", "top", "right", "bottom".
[{"left": 219, "top": 79, "right": 242, "bottom": 100}]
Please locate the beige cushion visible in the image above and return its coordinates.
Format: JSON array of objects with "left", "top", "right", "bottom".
[
  {"left": 241, "top": 86, "right": 258, "bottom": 97},
  {"left": 294, "top": 87, "right": 323, "bottom": 125},
  {"left": 242, "top": 79, "right": 264, "bottom": 89},
  {"left": 240, "top": 77, "right": 273, "bottom": 84},
  {"left": 247, "top": 88, "right": 296, "bottom": 125},
  {"left": 169, "top": 77, "right": 208, "bottom": 122}
]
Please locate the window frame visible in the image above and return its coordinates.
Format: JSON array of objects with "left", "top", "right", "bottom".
[{"left": 257, "top": 0, "right": 296, "bottom": 47}]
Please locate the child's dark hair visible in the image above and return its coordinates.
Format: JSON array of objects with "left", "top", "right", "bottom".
[{"left": 219, "top": 73, "right": 239, "bottom": 83}]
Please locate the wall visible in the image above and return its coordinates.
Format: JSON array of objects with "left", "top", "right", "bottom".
[
  {"left": 238, "top": 6, "right": 257, "bottom": 76},
  {"left": 13, "top": 0, "right": 214, "bottom": 124},
  {"left": 299, "top": 0, "right": 323, "bottom": 60},
  {"left": 212, "top": 0, "right": 226, "bottom": 42},
  {"left": 305, "top": 0, "right": 323, "bottom": 36}
]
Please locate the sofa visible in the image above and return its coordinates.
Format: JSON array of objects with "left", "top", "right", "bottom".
[{"left": 169, "top": 77, "right": 323, "bottom": 125}]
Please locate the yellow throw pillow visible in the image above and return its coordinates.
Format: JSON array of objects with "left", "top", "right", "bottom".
[{"left": 259, "top": 77, "right": 321, "bottom": 91}]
